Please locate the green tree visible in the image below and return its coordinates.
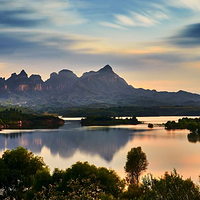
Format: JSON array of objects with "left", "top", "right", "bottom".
[
  {"left": 125, "top": 147, "right": 148, "bottom": 185},
  {"left": 60, "top": 162, "right": 125, "bottom": 198},
  {"left": 33, "top": 168, "right": 51, "bottom": 191},
  {"left": 187, "top": 122, "right": 198, "bottom": 133},
  {"left": 0, "top": 147, "right": 47, "bottom": 199},
  {"left": 141, "top": 169, "right": 200, "bottom": 200},
  {"left": 121, "top": 183, "right": 143, "bottom": 199}
]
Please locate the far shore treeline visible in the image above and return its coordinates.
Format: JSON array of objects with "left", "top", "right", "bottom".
[
  {"left": 48, "top": 106, "right": 200, "bottom": 117},
  {"left": 165, "top": 117, "right": 200, "bottom": 133},
  {"left": 0, "top": 108, "right": 64, "bottom": 130},
  {"left": 80, "top": 116, "right": 141, "bottom": 126},
  {"left": 2, "top": 105, "right": 200, "bottom": 117}
]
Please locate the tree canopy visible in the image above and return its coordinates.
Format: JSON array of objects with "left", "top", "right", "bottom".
[
  {"left": 0, "top": 147, "right": 47, "bottom": 199},
  {"left": 125, "top": 147, "right": 148, "bottom": 185},
  {"left": 0, "top": 147, "right": 200, "bottom": 199},
  {"left": 165, "top": 117, "right": 200, "bottom": 133},
  {"left": 142, "top": 170, "right": 200, "bottom": 200}
]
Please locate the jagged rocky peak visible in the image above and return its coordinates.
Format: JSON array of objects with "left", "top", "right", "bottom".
[
  {"left": 58, "top": 69, "right": 78, "bottom": 78},
  {"left": 98, "top": 64, "right": 114, "bottom": 73},
  {"left": 11, "top": 73, "right": 17, "bottom": 77},
  {"left": 50, "top": 72, "right": 58, "bottom": 79},
  {"left": 18, "top": 70, "right": 28, "bottom": 77},
  {"left": 81, "top": 71, "right": 96, "bottom": 79},
  {"left": 30, "top": 74, "right": 43, "bottom": 82},
  {"left": 81, "top": 65, "right": 114, "bottom": 79},
  {"left": 0, "top": 77, "right": 5, "bottom": 81},
  {"left": 59, "top": 69, "right": 73, "bottom": 74}
]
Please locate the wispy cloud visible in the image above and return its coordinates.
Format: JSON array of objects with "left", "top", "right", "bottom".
[
  {"left": 131, "top": 12, "right": 157, "bottom": 26},
  {"left": 0, "top": 27, "right": 115, "bottom": 56},
  {"left": 101, "top": 3, "right": 169, "bottom": 29},
  {"left": 99, "top": 22, "right": 127, "bottom": 30},
  {"left": 0, "top": 0, "right": 88, "bottom": 28},
  {"left": 167, "top": 0, "right": 200, "bottom": 11},
  {"left": 0, "top": 0, "right": 91, "bottom": 57},
  {"left": 114, "top": 10, "right": 168, "bottom": 28},
  {"left": 114, "top": 14, "right": 135, "bottom": 26}
]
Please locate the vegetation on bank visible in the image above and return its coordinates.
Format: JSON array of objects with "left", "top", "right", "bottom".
[
  {"left": 2, "top": 105, "right": 200, "bottom": 117},
  {"left": 0, "top": 147, "right": 200, "bottom": 200},
  {"left": 49, "top": 106, "right": 200, "bottom": 117},
  {"left": 80, "top": 116, "right": 141, "bottom": 126},
  {"left": 0, "top": 109, "right": 64, "bottom": 130},
  {"left": 0, "top": 105, "right": 39, "bottom": 114},
  {"left": 165, "top": 117, "right": 200, "bottom": 133}
]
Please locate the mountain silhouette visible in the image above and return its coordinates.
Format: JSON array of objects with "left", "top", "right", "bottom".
[{"left": 1, "top": 65, "right": 200, "bottom": 107}]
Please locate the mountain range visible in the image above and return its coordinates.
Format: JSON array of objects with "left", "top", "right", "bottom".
[{"left": 1, "top": 65, "right": 200, "bottom": 108}]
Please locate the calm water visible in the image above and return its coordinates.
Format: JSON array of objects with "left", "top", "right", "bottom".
[{"left": 0, "top": 116, "right": 200, "bottom": 183}]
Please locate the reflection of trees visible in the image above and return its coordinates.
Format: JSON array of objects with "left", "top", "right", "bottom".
[
  {"left": 187, "top": 133, "right": 200, "bottom": 143},
  {"left": 0, "top": 122, "right": 135, "bottom": 162}
]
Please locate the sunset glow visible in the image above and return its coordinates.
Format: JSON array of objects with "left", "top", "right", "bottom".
[{"left": 1, "top": 0, "right": 200, "bottom": 93}]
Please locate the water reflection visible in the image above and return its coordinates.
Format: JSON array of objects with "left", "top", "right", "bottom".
[
  {"left": 0, "top": 121, "right": 143, "bottom": 162},
  {"left": 1, "top": 116, "right": 200, "bottom": 182},
  {"left": 187, "top": 133, "right": 200, "bottom": 143}
]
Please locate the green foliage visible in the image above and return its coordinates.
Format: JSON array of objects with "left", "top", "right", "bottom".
[
  {"left": 125, "top": 147, "right": 148, "bottom": 185},
  {"left": 0, "top": 109, "right": 64, "bottom": 129},
  {"left": 165, "top": 117, "right": 200, "bottom": 133},
  {"left": 141, "top": 170, "right": 200, "bottom": 200},
  {"left": 0, "top": 147, "right": 47, "bottom": 199},
  {"left": 43, "top": 106, "right": 200, "bottom": 117},
  {"left": 4, "top": 105, "right": 200, "bottom": 117},
  {"left": 27, "top": 161, "right": 124, "bottom": 199},
  {"left": 1, "top": 147, "right": 200, "bottom": 199},
  {"left": 121, "top": 183, "right": 143, "bottom": 199},
  {"left": 60, "top": 161, "right": 125, "bottom": 198},
  {"left": 52, "top": 167, "right": 65, "bottom": 184},
  {"left": 33, "top": 168, "right": 51, "bottom": 191}
]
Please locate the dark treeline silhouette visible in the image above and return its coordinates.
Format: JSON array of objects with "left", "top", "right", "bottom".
[
  {"left": 0, "top": 147, "right": 199, "bottom": 199},
  {"left": 80, "top": 115, "right": 141, "bottom": 126},
  {"left": 0, "top": 109, "right": 64, "bottom": 129},
  {"left": 165, "top": 117, "right": 200, "bottom": 133},
  {"left": 58, "top": 106, "right": 200, "bottom": 117},
  {"left": 2, "top": 105, "right": 200, "bottom": 117}
]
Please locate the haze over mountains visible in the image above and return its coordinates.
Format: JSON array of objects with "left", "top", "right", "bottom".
[{"left": 1, "top": 65, "right": 200, "bottom": 108}]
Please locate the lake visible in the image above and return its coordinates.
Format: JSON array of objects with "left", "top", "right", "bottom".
[{"left": 0, "top": 116, "right": 200, "bottom": 183}]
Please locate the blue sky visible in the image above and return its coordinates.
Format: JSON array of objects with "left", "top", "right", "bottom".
[{"left": 1, "top": 0, "right": 200, "bottom": 93}]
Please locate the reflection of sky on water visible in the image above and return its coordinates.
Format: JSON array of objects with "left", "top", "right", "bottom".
[
  {"left": 0, "top": 116, "right": 200, "bottom": 183},
  {"left": 0, "top": 121, "right": 139, "bottom": 162}
]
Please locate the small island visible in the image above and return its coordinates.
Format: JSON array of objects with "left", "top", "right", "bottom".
[
  {"left": 148, "top": 123, "right": 153, "bottom": 128},
  {"left": 80, "top": 116, "right": 141, "bottom": 126},
  {"left": 0, "top": 108, "right": 64, "bottom": 130},
  {"left": 165, "top": 117, "right": 200, "bottom": 133}
]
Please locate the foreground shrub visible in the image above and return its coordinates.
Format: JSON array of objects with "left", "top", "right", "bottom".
[
  {"left": 1, "top": 147, "right": 200, "bottom": 200},
  {"left": 58, "top": 161, "right": 125, "bottom": 198},
  {"left": 0, "top": 147, "right": 47, "bottom": 199},
  {"left": 141, "top": 169, "right": 200, "bottom": 200}
]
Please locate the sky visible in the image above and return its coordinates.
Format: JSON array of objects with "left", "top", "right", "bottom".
[{"left": 1, "top": 0, "right": 200, "bottom": 93}]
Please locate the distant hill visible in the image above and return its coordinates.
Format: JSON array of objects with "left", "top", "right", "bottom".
[{"left": 1, "top": 65, "right": 200, "bottom": 108}]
